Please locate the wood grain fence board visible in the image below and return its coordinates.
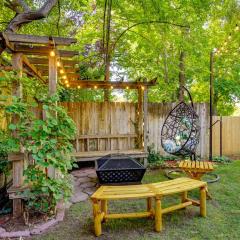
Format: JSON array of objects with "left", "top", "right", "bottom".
[{"left": 60, "top": 102, "right": 210, "bottom": 157}]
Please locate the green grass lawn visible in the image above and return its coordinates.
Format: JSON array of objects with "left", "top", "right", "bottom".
[{"left": 32, "top": 161, "right": 240, "bottom": 240}]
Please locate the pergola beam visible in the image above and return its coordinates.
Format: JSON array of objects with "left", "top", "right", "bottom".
[
  {"left": 22, "top": 55, "right": 46, "bottom": 83},
  {"left": 2, "top": 32, "right": 77, "bottom": 46},
  {"left": 66, "top": 79, "right": 157, "bottom": 89},
  {"left": 28, "top": 57, "right": 79, "bottom": 66},
  {"left": 14, "top": 44, "right": 79, "bottom": 57}
]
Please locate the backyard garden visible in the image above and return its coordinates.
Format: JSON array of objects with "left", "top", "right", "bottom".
[{"left": 0, "top": 0, "right": 240, "bottom": 239}]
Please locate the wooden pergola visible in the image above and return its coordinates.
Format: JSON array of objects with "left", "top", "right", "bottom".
[{"left": 0, "top": 32, "right": 156, "bottom": 217}]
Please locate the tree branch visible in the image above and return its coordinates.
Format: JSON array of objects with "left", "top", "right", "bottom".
[
  {"left": 111, "top": 20, "right": 190, "bottom": 53},
  {"left": 5, "top": 0, "right": 58, "bottom": 32}
]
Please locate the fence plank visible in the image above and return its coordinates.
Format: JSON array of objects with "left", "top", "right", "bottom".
[{"left": 60, "top": 102, "right": 210, "bottom": 157}]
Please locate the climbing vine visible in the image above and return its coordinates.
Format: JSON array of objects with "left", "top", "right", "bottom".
[{"left": 1, "top": 71, "right": 77, "bottom": 214}]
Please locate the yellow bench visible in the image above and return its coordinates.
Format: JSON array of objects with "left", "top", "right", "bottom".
[{"left": 91, "top": 177, "right": 207, "bottom": 236}]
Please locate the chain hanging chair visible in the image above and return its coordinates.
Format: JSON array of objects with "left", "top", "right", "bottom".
[{"left": 161, "top": 87, "right": 200, "bottom": 159}]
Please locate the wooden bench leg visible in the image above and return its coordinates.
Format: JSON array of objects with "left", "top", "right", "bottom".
[
  {"left": 181, "top": 191, "right": 188, "bottom": 203},
  {"left": 101, "top": 200, "right": 107, "bottom": 222},
  {"left": 200, "top": 186, "right": 207, "bottom": 217},
  {"left": 147, "top": 197, "right": 154, "bottom": 218},
  {"left": 155, "top": 196, "right": 162, "bottom": 232},
  {"left": 93, "top": 200, "right": 102, "bottom": 236}
]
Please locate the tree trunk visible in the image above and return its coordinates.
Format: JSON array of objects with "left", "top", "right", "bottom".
[{"left": 179, "top": 51, "right": 185, "bottom": 101}]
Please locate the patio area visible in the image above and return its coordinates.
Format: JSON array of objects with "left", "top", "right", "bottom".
[{"left": 31, "top": 161, "right": 240, "bottom": 240}]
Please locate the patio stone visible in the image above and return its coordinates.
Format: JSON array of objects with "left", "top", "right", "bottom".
[
  {"left": 80, "top": 181, "right": 96, "bottom": 188},
  {"left": 83, "top": 187, "right": 97, "bottom": 196},
  {"left": 31, "top": 219, "right": 59, "bottom": 235},
  {"left": 0, "top": 227, "right": 6, "bottom": 234},
  {"left": 78, "top": 176, "right": 91, "bottom": 183},
  {"left": 0, "top": 230, "right": 30, "bottom": 238},
  {"left": 87, "top": 173, "right": 97, "bottom": 178},
  {"left": 70, "top": 192, "right": 88, "bottom": 203}
]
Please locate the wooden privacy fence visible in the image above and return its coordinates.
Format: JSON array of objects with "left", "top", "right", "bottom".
[
  {"left": 60, "top": 102, "right": 209, "bottom": 158},
  {"left": 212, "top": 116, "right": 240, "bottom": 156}
]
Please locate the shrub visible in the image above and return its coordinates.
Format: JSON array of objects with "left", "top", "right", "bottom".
[{"left": 212, "top": 156, "right": 232, "bottom": 164}]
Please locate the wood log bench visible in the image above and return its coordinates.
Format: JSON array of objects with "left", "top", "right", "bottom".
[{"left": 91, "top": 177, "right": 207, "bottom": 236}]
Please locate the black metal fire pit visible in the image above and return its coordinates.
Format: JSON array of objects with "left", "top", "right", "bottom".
[{"left": 96, "top": 154, "right": 146, "bottom": 185}]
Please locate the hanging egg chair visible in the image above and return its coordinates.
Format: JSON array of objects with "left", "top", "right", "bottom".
[{"left": 161, "top": 87, "right": 200, "bottom": 158}]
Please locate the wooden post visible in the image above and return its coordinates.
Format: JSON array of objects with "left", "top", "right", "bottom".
[
  {"left": 155, "top": 196, "right": 162, "bottom": 232},
  {"left": 47, "top": 51, "right": 58, "bottom": 178},
  {"left": 200, "top": 186, "right": 207, "bottom": 217},
  {"left": 209, "top": 51, "right": 214, "bottom": 161},
  {"left": 11, "top": 53, "right": 24, "bottom": 218},
  {"left": 49, "top": 52, "right": 58, "bottom": 95},
  {"left": 143, "top": 85, "right": 148, "bottom": 167},
  {"left": 137, "top": 87, "right": 143, "bottom": 149},
  {"left": 93, "top": 200, "right": 102, "bottom": 236}
]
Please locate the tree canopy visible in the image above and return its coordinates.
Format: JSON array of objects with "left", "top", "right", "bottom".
[{"left": 0, "top": 0, "right": 239, "bottom": 115}]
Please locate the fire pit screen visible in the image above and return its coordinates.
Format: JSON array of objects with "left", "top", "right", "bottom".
[{"left": 96, "top": 154, "right": 146, "bottom": 185}]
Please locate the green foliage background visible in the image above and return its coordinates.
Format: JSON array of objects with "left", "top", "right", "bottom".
[{"left": 0, "top": 0, "right": 240, "bottom": 114}]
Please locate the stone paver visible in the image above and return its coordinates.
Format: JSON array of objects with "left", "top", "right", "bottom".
[{"left": 70, "top": 168, "right": 98, "bottom": 204}]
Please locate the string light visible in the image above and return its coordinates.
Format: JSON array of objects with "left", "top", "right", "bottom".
[
  {"left": 60, "top": 69, "right": 64, "bottom": 74},
  {"left": 63, "top": 75, "right": 67, "bottom": 79},
  {"left": 110, "top": 86, "right": 113, "bottom": 89},
  {"left": 64, "top": 80, "right": 68, "bottom": 84},
  {"left": 57, "top": 61, "right": 61, "bottom": 67},
  {"left": 66, "top": 84, "right": 70, "bottom": 88},
  {"left": 141, "top": 86, "right": 145, "bottom": 90},
  {"left": 126, "top": 86, "right": 129, "bottom": 90},
  {"left": 94, "top": 85, "right": 97, "bottom": 89},
  {"left": 77, "top": 85, "right": 81, "bottom": 89},
  {"left": 235, "top": 24, "right": 239, "bottom": 31},
  {"left": 50, "top": 50, "right": 55, "bottom": 57}
]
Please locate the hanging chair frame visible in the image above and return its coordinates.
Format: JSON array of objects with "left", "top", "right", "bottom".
[{"left": 161, "top": 86, "right": 200, "bottom": 158}]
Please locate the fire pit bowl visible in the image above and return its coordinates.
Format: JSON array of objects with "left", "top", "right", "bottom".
[{"left": 96, "top": 154, "right": 146, "bottom": 185}]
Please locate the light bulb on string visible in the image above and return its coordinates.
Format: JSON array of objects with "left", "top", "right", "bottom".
[
  {"left": 235, "top": 24, "right": 239, "bottom": 31},
  {"left": 60, "top": 69, "right": 64, "bottom": 74},
  {"left": 94, "top": 85, "right": 97, "bottom": 89},
  {"left": 126, "top": 86, "right": 129, "bottom": 90},
  {"left": 77, "top": 85, "right": 81, "bottom": 89},
  {"left": 110, "top": 86, "right": 113, "bottom": 90},
  {"left": 66, "top": 84, "right": 70, "bottom": 88},
  {"left": 57, "top": 61, "right": 61, "bottom": 67},
  {"left": 64, "top": 80, "right": 69, "bottom": 84},
  {"left": 63, "top": 75, "right": 67, "bottom": 79},
  {"left": 50, "top": 50, "right": 55, "bottom": 57}
]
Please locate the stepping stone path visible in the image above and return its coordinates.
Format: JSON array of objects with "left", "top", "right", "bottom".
[{"left": 70, "top": 168, "right": 98, "bottom": 204}]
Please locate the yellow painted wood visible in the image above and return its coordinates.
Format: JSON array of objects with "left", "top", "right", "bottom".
[
  {"left": 147, "top": 198, "right": 152, "bottom": 212},
  {"left": 91, "top": 177, "right": 207, "bottom": 235},
  {"left": 93, "top": 201, "right": 102, "bottom": 237},
  {"left": 155, "top": 197, "right": 162, "bottom": 232},
  {"left": 162, "top": 201, "right": 192, "bottom": 214},
  {"left": 101, "top": 200, "right": 107, "bottom": 214},
  {"left": 200, "top": 186, "right": 207, "bottom": 217},
  {"left": 181, "top": 191, "right": 188, "bottom": 203},
  {"left": 185, "top": 198, "right": 200, "bottom": 206},
  {"left": 105, "top": 212, "right": 152, "bottom": 219}
]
